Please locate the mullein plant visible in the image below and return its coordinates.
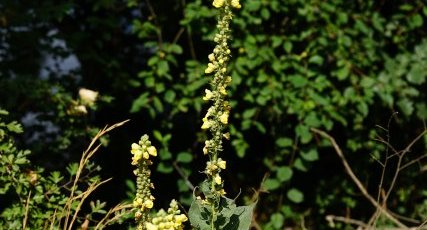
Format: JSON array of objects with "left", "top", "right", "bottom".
[
  {"left": 189, "top": 0, "right": 256, "bottom": 229},
  {"left": 131, "top": 135, "right": 188, "bottom": 230},
  {"left": 130, "top": 1, "right": 254, "bottom": 229}
]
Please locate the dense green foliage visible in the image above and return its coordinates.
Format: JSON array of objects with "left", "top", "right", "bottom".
[
  {"left": 1, "top": 0, "right": 427, "bottom": 229},
  {"left": 0, "top": 110, "right": 132, "bottom": 229}
]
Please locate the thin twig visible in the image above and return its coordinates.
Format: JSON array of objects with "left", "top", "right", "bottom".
[
  {"left": 384, "top": 129, "right": 427, "bottom": 203},
  {"left": 62, "top": 120, "right": 129, "bottom": 230},
  {"left": 326, "top": 215, "right": 370, "bottom": 229},
  {"left": 23, "top": 190, "right": 31, "bottom": 229},
  {"left": 95, "top": 203, "right": 133, "bottom": 229},
  {"left": 172, "top": 27, "right": 185, "bottom": 44},
  {"left": 400, "top": 154, "right": 427, "bottom": 171},
  {"left": 172, "top": 161, "right": 195, "bottom": 191},
  {"left": 145, "top": 0, "right": 163, "bottom": 49},
  {"left": 68, "top": 178, "right": 113, "bottom": 230},
  {"left": 370, "top": 115, "right": 396, "bottom": 228},
  {"left": 311, "top": 128, "right": 407, "bottom": 228}
]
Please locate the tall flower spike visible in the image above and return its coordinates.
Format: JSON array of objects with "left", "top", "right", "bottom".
[
  {"left": 131, "top": 134, "right": 157, "bottom": 230},
  {"left": 200, "top": 0, "right": 239, "bottom": 223}
]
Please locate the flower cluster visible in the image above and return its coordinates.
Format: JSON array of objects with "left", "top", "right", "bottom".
[
  {"left": 200, "top": 0, "right": 239, "bottom": 208},
  {"left": 131, "top": 135, "right": 157, "bottom": 229},
  {"left": 212, "top": 0, "right": 241, "bottom": 9},
  {"left": 145, "top": 200, "right": 188, "bottom": 230},
  {"left": 68, "top": 88, "right": 99, "bottom": 115}
]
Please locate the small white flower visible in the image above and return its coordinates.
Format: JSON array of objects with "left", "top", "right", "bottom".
[
  {"left": 79, "top": 88, "right": 99, "bottom": 106},
  {"left": 74, "top": 105, "right": 87, "bottom": 114}
]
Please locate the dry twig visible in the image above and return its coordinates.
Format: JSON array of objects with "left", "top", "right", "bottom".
[{"left": 311, "top": 128, "right": 407, "bottom": 229}]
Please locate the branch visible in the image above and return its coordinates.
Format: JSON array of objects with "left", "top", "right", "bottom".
[
  {"left": 311, "top": 128, "right": 407, "bottom": 229},
  {"left": 326, "top": 215, "right": 369, "bottom": 229}
]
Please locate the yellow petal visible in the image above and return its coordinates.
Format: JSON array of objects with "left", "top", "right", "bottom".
[
  {"left": 217, "top": 160, "right": 226, "bottom": 169},
  {"left": 212, "top": 0, "right": 225, "bottom": 8},
  {"left": 231, "top": 0, "right": 241, "bottom": 9},
  {"left": 220, "top": 112, "right": 229, "bottom": 124},
  {"left": 214, "top": 175, "right": 222, "bottom": 184},
  {"left": 147, "top": 146, "right": 157, "bottom": 156},
  {"left": 144, "top": 199, "right": 154, "bottom": 209},
  {"left": 143, "top": 151, "right": 149, "bottom": 159}
]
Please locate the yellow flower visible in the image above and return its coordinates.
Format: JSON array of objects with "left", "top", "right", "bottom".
[
  {"left": 203, "top": 89, "right": 214, "bottom": 101},
  {"left": 131, "top": 143, "right": 139, "bottom": 150},
  {"left": 201, "top": 117, "right": 212, "bottom": 129},
  {"left": 204, "top": 63, "right": 216, "bottom": 74},
  {"left": 217, "top": 159, "right": 226, "bottom": 169},
  {"left": 133, "top": 197, "right": 143, "bottom": 208},
  {"left": 143, "top": 151, "right": 150, "bottom": 159},
  {"left": 231, "top": 0, "right": 241, "bottom": 9},
  {"left": 132, "top": 151, "right": 143, "bottom": 165},
  {"left": 206, "top": 162, "right": 218, "bottom": 174},
  {"left": 219, "top": 112, "right": 229, "bottom": 124},
  {"left": 144, "top": 199, "right": 154, "bottom": 209},
  {"left": 147, "top": 146, "right": 157, "bottom": 157},
  {"left": 214, "top": 174, "right": 222, "bottom": 184},
  {"left": 212, "top": 0, "right": 225, "bottom": 8},
  {"left": 175, "top": 214, "right": 188, "bottom": 224},
  {"left": 219, "top": 86, "right": 227, "bottom": 95},
  {"left": 208, "top": 53, "right": 215, "bottom": 62},
  {"left": 145, "top": 223, "right": 158, "bottom": 230}
]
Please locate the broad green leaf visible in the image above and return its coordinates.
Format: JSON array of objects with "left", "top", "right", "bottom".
[
  {"left": 275, "top": 137, "right": 293, "bottom": 148},
  {"left": 6, "top": 121, "right": 23, "bottom": 133},
  {"left": 287, "top": 188, "right": 304, "bottom": 203},
  {"left": 409, "top": 14, "right": 423, "bottom": 28},
  {"left": 294, "top": 158, "right": 308, "bottom": 172},
  {"left": 300, "top": 148, "right": 319, "bottom": 162},
  {"left": 308, "top": 55, "right": 324, "bottom": 65},
  {"left": 270, "top": 213, "right": 284, "bottom": 229},
  {"left": 283, "top": 41, "right": 293, "bottom": 53},
  {"left": 295, "top": 125, "right": 312, "bottom": 144},
  {"left": 289, "top": 75, "right": 307, "bottom": 88},
  {"left": 222, "top": 203, "right": 256, "bottom": 230},
  {"left": 262, "top": 178, "right": 281, "bottom": 191},
  {"left": 130, "top": 92, "right": 149, "bottom": 113},
  {"left": 156, "top": 162, "right": 173, "bottom": 174},
  {"left": 276, "top": 166, "right": 293, "bottom": 182},
  {"left": 397, "top": 98, "right": 414, "bottom": 116},
  {"left": 335, "top": 66, "right": 350, "bottom": 80},
  {"left": 164, "top": 90, "right": 176, "bottom": 103},
  {"left": 159, "top": 148, "right": 172, "bottom": 160},
  {"left": 189, "top": 199, "right": 211, "bottom": 230},
  {"left": 176, "top": 152, "right": 193, "bottom": 163},
  {"left": 242, "top": 108, "right": 257, "bottom": 119},
  {"left": 407, "top": 65, "right": 426, "bottom": 85}
]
